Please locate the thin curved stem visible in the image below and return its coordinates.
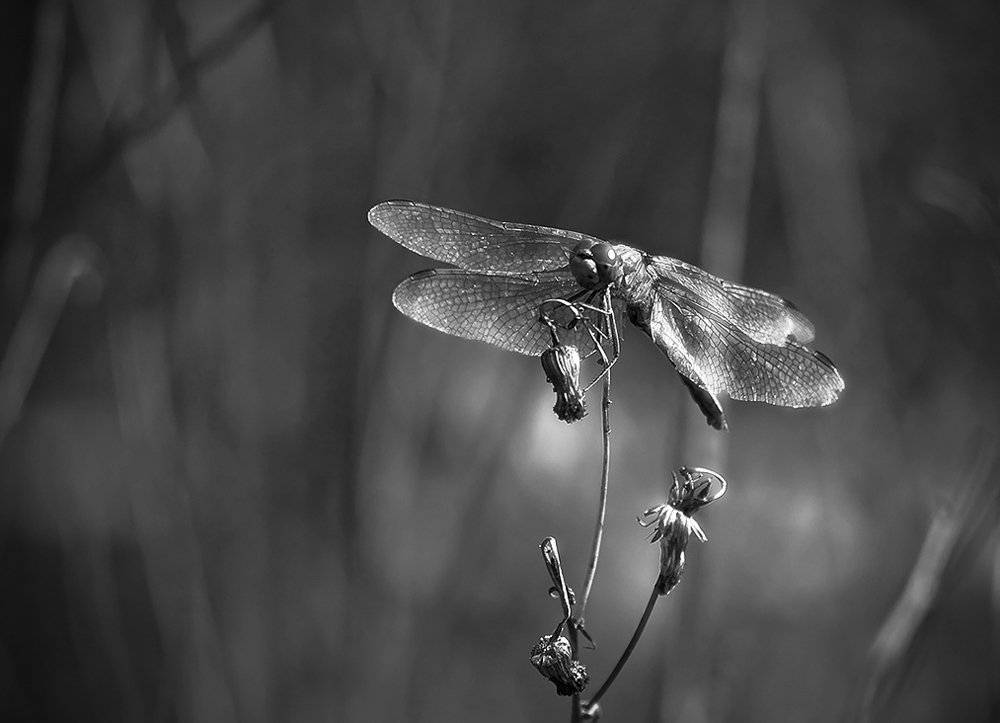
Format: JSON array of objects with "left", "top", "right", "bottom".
[
  {"left": 569, "top": 363, "right": 611, "bottom": 723},
  {"left": 576, "top": 292, "right": 615, "bottom": 620},
  {"left": 577, "top": 365, "right": 611, "bottom": 618},
  {"left": 587, "top": 585, "right": 660, "bottom": 709},
  {"left": 568, "top": 292, "right": 615, "bottom": 723}
]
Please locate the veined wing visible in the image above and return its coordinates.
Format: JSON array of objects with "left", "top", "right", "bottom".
[
  {"left": 647, "top": 256, "right": 816, "bottom": 344},
  {"left": 370, "top": 201, "right": 602, "bottom": 274},
  {"left": 649, "top": 291, "right": 843, "bottom": 409},
  {"left": 393, "top": 268, "right": 615, "bottom": 357}
]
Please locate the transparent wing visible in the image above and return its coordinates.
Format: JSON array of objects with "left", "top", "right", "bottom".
[
  {"left": 370, "top": 201, "right": 602, "bottom": 274},
  {"left": 647, "top": 256, "right": 816, "bottom": 344},
  {"left": 647, "top": 293, "right": 843, "bottom": 408},
  {"left": 393, "top": 268, "right": 617, "bottom": 357}
]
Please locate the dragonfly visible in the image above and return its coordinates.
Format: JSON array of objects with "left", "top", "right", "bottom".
[{"left": 369, "top": 200, "right": 844, "bottom": 430}]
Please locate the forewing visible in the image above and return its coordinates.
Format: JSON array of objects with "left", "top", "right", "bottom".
[
  {"left": 370, "top": 201, "right": 601, "bottom": 274},
  {"left": 648, "top": 256, "right": 816, "bottom": 344},
  {"left": 650, "top": 295, "right": 844, "bottom": 408},
  {"left": 392, "top": 269, "right": 612, "bottom": 357}
]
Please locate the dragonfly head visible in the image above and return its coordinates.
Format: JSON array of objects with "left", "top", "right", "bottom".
[{"left": 569, "top": 239, "right": 622, "bottom": 290}]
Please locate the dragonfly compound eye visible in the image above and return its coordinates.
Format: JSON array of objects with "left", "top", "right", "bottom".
[
  {"left": 590, "top": 242, "right": 622, "bottom": 286},
  {"left": 569, "top": 240, "right": 620, "bottom": 290}
]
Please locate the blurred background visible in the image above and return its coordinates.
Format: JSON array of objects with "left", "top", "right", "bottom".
[{"left": 1, "top": 0, "right": 999, "bottom": 721}]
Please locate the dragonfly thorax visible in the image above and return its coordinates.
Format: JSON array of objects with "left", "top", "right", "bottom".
[{"left": 569, "top": 239, "right": 623, "bottom": 290}]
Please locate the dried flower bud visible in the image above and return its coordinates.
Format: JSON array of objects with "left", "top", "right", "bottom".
[
  {"left": 540, "top": 344, "right": 587, "bottom": 422},
  {"left": 638, "top": 467, "right": 727, "bottom": 595},
  {"left": 529, "top": 634, "right": 589, "bottom": 696}
]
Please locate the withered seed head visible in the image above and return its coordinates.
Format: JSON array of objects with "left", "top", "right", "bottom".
[
  {"left": 540, "top": 344, "right": 587, "bottom": 423},
  {"left": 529, "top": 634, "right": 589, "bottom": 696},
  {"left": 638, "top": 467, "right": 727, "bottom": 595}
]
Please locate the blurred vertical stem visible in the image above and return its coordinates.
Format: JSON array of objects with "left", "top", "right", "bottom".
[
  {"left": 858, "top": 438, "right": 999, "bottom": 721},
  {"left": 0, "top": 237, "right": 99, "bottom": 452},
  {"left": 700, "top": 0, "right": 767, "bottom": 283},
  {"left": 358, "top": 1, "right": 459, "bottom": 718},
  {"left": 666, "top": 0, "right": 766, "bottom": 717},
  {"left": 0, "top": 0, "right": 70, "bottom": 451},
  {"left": 682, "top": 0, "right": 766, "bottom": 458},
  {"left": 5, "top": 0, "right": 66, "bottom": 296}
]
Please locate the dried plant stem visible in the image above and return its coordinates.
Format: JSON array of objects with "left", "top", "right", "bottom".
[
  {"left": 569, "top": 297, "right": 615, "bottom": 723},
  {"left": 568, "top": 371, "right": 611, "bottom": 723},
  {"left": 577, "top": 365, "right": 612, "bottom": 620},
  {"left": 12, "top": 0, "right": 65, "bottom": 234},
  {"left": 587, "top": 585, "right": 660, "bottom": 709}
]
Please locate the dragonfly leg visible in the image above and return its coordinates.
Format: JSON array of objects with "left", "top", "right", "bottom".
[
  {"left": 538, "top": 293, "right": 621, "bottom": 392},
  {"left": 539, "top": 297, "right": 587, "bottom": 331},
  {"left": 539, "top": 313, "right": 563, "bottom": 348},
  {"left": 582, "top": 291, "right": 621, "bottom": 392},
  {"left": 539, "top": 297, "right": 606, "bottom": 350},
  {"left": 540, "top": 297, "right": 613, "bottom": 340}
]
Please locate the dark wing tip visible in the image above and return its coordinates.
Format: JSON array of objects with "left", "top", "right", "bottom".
[
  {"left": 780, "top": 297, "right": 817, "bottom": 344},
  {"left": 399, "top": 268, "right": 438, "bottom": 280},
  {"left": 391, "top": 268, "right": 437, "bottom": 312},
  {"left": 812, "top": 349, "right": 836, "bottom": 369},
  {"left": 809, "top": 348, "right": 846, "bottom": 404}
]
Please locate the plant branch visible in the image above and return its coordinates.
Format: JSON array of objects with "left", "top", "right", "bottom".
[
  {"left": 67, "top": 0, "right": 278, "bottom": 197},
  {"left": 576, "top": 362, "right": 612, "bottom": 621},
  {"left": 575, "top": 291, "right": 616, "bottom": 620},
  {"left": 587, "top": 585, "right": 660, "bottom": 710},
  {"left": 568, "top": 292, "right": 616, "bottom": 723}
]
